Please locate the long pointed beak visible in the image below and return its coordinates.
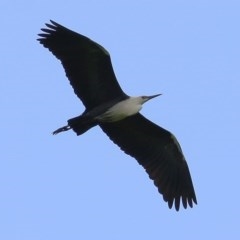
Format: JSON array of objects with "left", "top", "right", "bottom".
[{"left": 147, "top": 93, "right": 162, "bottom": 100}]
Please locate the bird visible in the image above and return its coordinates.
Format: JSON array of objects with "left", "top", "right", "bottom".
[{"left": 38, "top": 20, "right": 197, "bottom": 211}]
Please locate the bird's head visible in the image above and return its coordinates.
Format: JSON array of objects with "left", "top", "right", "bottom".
[{"left": 139, "top": 94, "right": 162, "bottom": 104}]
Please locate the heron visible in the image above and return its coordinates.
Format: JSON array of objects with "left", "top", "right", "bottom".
[{"left": 38, "top": 20, "right": 197, "bottom": 211}]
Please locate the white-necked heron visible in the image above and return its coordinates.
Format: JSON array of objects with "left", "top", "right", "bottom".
[{"left": 38, "top": 20, "right": 197, "bottom": 211}]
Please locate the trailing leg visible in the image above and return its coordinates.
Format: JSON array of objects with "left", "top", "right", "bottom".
[{"left": 53, "top": 125, "right": 71, "bottom": 135}]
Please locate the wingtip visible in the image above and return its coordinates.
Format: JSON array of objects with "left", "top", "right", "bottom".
[
  {"left": 49, "top": 20, "right": 64, "bottom": 29},
  {"left": 165, "top": 195, "right": 197, "bottom": 211},
  {"left": 37, "top": 20, "right": 59, "bottom": 42}
]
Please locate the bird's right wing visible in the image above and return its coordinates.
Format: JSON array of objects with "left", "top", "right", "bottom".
[
  {"left": 38, "top": 20, "right": 127, "bottom": 110},
  {"left": 100, "top": 113, "right": 197, "bottom": 211}
]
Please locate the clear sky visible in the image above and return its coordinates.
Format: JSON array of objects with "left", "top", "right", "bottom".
[{"left": 1, "top": 0, "right": 240, "bottom": 239}]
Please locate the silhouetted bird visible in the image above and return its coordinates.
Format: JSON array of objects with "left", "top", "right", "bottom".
[{"left": 38, "top": 20, "right": 197, "bottom": 211}]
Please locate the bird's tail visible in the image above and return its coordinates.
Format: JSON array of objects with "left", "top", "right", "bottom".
[{"left": 53, "top": 115, "right": 97, "bottom": 135}]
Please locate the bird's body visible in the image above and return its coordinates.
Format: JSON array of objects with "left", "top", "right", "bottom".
[
  {"left": 54, "top": 95, "right": 160, "bottom": 135},
  {"left": 38, "top": 20, "right": 197, "bottom": 210},
  {"left": 96, "top": 97, "right": 144, "bottom": 122}
]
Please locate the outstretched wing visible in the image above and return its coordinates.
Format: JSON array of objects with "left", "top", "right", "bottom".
[
  {"left": 38, "top": 20, "right": 127, "bottom": 110},
  {"left": 100, "top": 113, "right": 197, "bottom": 211}
]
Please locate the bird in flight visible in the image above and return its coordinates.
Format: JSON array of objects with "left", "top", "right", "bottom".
[{"left": 38, "top": 20, "right": 197, "bottom": 211}]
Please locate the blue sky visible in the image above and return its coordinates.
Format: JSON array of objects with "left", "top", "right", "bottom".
[{"left": 1, "top": 0, "right": 240, "bottom": 239}]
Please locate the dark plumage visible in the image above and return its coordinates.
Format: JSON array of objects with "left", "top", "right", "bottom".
[{"left": 38, "top": 20, "right": 197, "bottom": 210}]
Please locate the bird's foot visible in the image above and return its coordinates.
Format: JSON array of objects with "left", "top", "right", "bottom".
[{"left": 52, "top": 125, "right": 71, "bottom": 135}]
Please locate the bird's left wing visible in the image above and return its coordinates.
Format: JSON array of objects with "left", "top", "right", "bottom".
[
  {"left": 38, "top": 20, "right": 127, "bottom": 110},
  {"left": 100, "top": 113, "right": 197, "bottom": 211}
]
